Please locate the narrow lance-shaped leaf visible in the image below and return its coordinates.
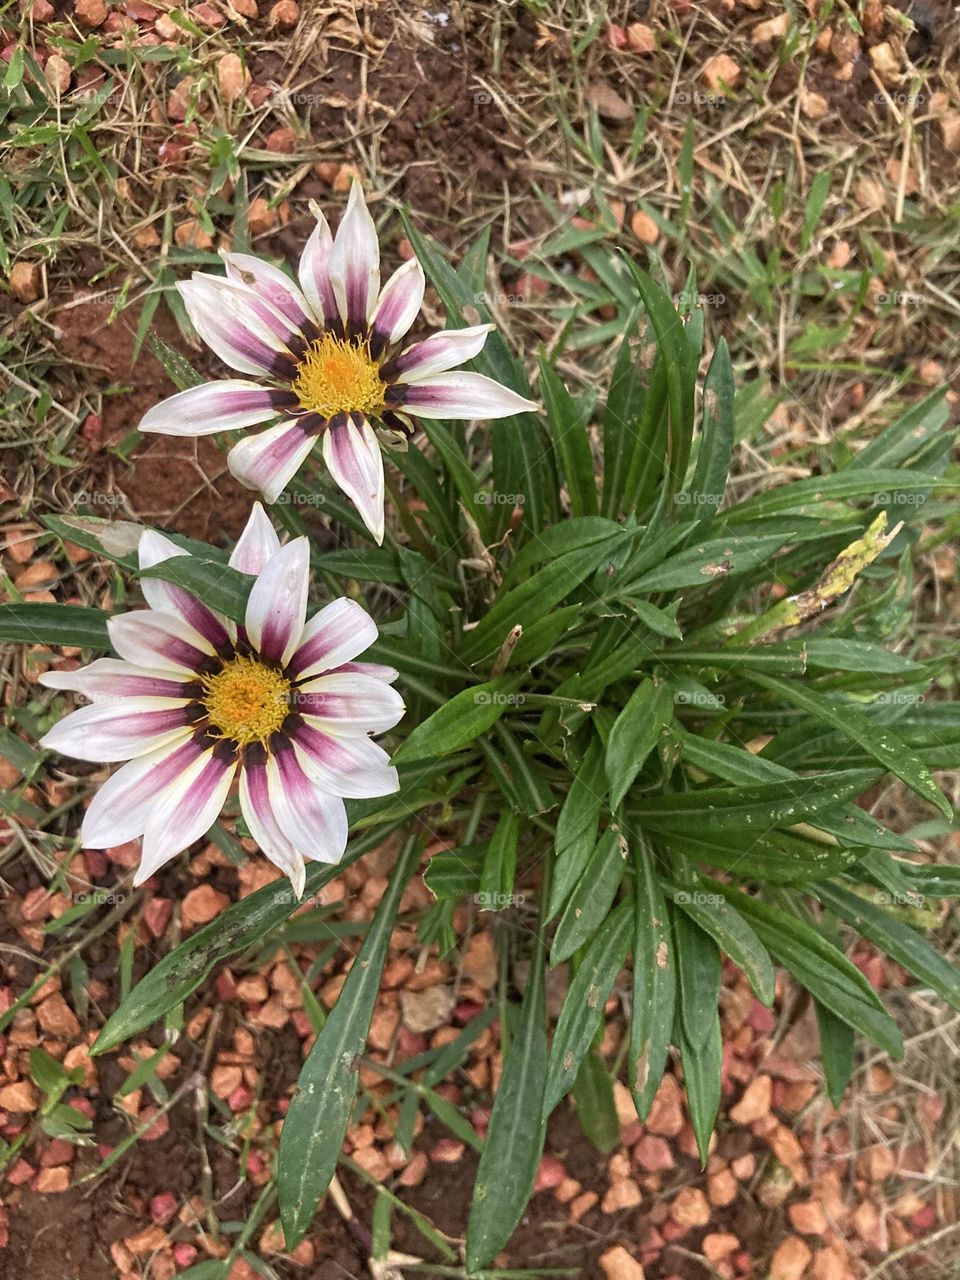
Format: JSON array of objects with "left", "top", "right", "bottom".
[
  {"left": 543, "top": 899, "right": 632, "bottom": 1119},
  {"left": 392, "top": 677, "right": 521, "bottom": 764},
  {"left": 605, "top": 677, "right": 673, "bottom": 809},
  {"left": 0, "top": 603, "right": 111, "bottom": 650},
  {"left": 815, "top": 1000, "right": 855, "bottom": 1108},
  {"left": 674, "top": 906, "right": 721, "bottom": 1054},
  {"left": 278, "top": 837, "right": 423, "bottom": 1247},
  {"left": 630, "top": 839, "right": 676, "bottom": 1120},
  {"left": 552, "top": 825, "right": 628, "bottom": 965},
  {"left": 466, "top": 907, "right": 548, "bottom": 1270},
  {"left": 670, "top": 883, "right": 775, "bottom": 1005}
]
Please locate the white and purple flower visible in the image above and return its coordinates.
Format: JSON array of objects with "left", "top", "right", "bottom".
[
  {"left": 39, "top": 505, "right": 404, "bottom": 898},
  {"left": 139, "top": 183, "right": 536, "bottom": 543}
]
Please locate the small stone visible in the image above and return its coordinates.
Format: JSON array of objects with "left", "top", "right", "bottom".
[
  {"left": 730, "top": 1074, "right": 772, "bottom": 1124},
  {"left": 217, "top": 53, "right": 248, "bottom": 105},
  {"left": 0, "top": 1081, "right": 39, "bottom": 1112},
  {"left": 268, "top": 0, "right": 298, "bottom": 28},
  {"left": 534, "top": 1154, "right": 566, "bottom": 1192},
  {"left": 400, "top": 985, "right": 456, "bottom": 1033},
  {"left": 142, "top": 898, "right": 172, "bottom": 940},
  {"left": 182, "top": 885, "right": 230, "bottom": 928},
  {"left": 430, "top": 1138, "right": 465, "bottom": 1163},
  {"left": 75, "top": 0, "right": 108, "bottom": 25},
  {"left": 332, "top": 163, "right": 362, "bottom": 193},
  {"left": 770, "top": 1236, "right": 812, "bottom": 1280},
  {"left": 625, "top": 23, "right": 655, "bottom": 53},
  {"left": 869, "top": 41, "right": 900, "bottom": 84},
  {"left": 398, "top": 1150, "right": 427, "bottom": 1187},
  {"left": 702, "top": 54, "right": 740, "bottom": 94},
  {"left": 588, "top": 81, "right": 632, "bottom": 123},
  {"left": 599, "top": 1245, "right": 646, "bottom": 1280},
  {"left": 634, "top": 1135, "right": 674, "bottom": 1172},
  {"left": 37, "top": 994, "right": 81, "bottom": 1039},
  {"left": 670, "top": 1186, "right": 710, "bottom": 1228},
  {"left": 707, "top": 1166, "right": 738, "bottom": 1207},
  {"left": 229, "top": 0, "right": 258, "bottom": 13},
  {"left": 246, "top": 196, "right": 277, "bottom": 235},
  {"left": 731, "top": 1153, "right": 756, "bottom": 1180},
  {"left": 702, "top": 1233, "right": 739, "bottom": 1263},
  {"left": 44, "top": 54, "right": 72, "bottom": 95},
  {"left": 211, "top": 1065, "right": 243, "bottom": 1099},
  {"left": 800, "top": 89, "right": 828, "bottom": 120},
  {"left": 150, "top": 1192, "right": 178, "bottom": 1225},
  {"left": 789, "top": 1199, "right": 828, "bottom": 1235},
  {"left": 265, "top": 127, "right": 297, "bottom": 153},
  {"left": 570, "top": 1190, "right": 598, "bottom": 1223},
  {"left": 646, "top": 1075, "right": 684, "bottom": 1137},
  {"left": 752, "top": 13, "right": 790, "bottom": 43},
  {"left": 602, "top": 1177, "right": 642, "bottom": 1213},
  {"left": 9, "top": 262, "right": 42, "bottom": 303},
  {"left": 166, "top": 76, "right": 194, "bottom": 121},
  {"left": 124, "top": 1225, "right": 168, "bottom": 1256},
  {"left": 630, "top": 210, "right": 659, "bottom": 245},
  {"left": 35, "top": 1167, "right": 70, "bottom": 1193}
]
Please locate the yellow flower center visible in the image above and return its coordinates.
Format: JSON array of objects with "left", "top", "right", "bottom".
[
  {"left": 202, "top": 655, "right": 291, "bottom": 747},
  {"left": 291, "top": 333, "right": 386, "bottom": 418}
]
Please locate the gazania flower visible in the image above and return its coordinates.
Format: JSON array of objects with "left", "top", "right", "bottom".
[
  {"left": 40, "top": 505, "right": 404, "bottom": 898},
  {"left": 140, "top": 183, "right": 537, "bottom": 543}
]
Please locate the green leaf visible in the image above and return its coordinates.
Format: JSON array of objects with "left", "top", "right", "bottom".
[
  {"left": 815, "top": 881, "right": 960, "bottom": 1011},
  {"left": 278, "top": 838, "right": 422, "bottom": 1246},
  {"left": 539, "top": 357, "right": 599, "bottom": 518},
  {"left": 677, "top": 1011, "right": 721, "bottom": 1166},
  {"left": 543, "top": 899, "right": 632, "bottom": 1118},
  {"left": 682, "top": 336, "right": 734, "bottom": 528},
  {"left": 551, "top": 825, "right": 628, "bottom": 965},
  {"left": 629, "top": 841, "right": 676, "bottom": 1119},
  {"left": 723, "top": 469, "right": 940, "bottom": 522},
  {"left": 466, "top": 924, "right": 547, "bottom": 1271},
  {"left": 815, "top": 1001, "right": 855, "bottom": 1107},
  {"left": 0, "top": 603, "right": 111, "bottom": 650},
  {"left": 600, "top": 314, "right": 644, "bottom": 518},
  {"left": 392, "top": 678, "right": 520, "bottom": 764},
  {"left": 572, "top": 1048, "right": 621, "bottom": 1154},
  {"left": 628, "top": 530, "right": 797, "bottom": 593},
  {"left": 662, "top": 829, "right": 860, "bottom": 885},
  {"left": 605, "top": 678, "right": 673, "bottom": 809},
  {"left": 548, "top": 736, "right": 605, "bottom": 921},
  {"left": 478, "top": 811, "right": 519, "bottom": 911},
  {"left": 674, "top": 907, "right": 720, "bottom": 1052},
  {"left": 747, "top": 672, "right": 952, "bottom": 820},
  {"left": 422, "top": 844, "right": 485, "bottom": 902},
  {"left": 670, "top": 884, "right": 775, "bottom": 1004}
]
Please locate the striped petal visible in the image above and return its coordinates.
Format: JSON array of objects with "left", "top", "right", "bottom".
[
  {"left": 227, "top": 419, "right": 315, "bottom": 505},
  {"left": 293, "top": 672, "right": 404, "bottom": 735},
  {"left": 298, "top": 206, "right": 339, "bottom": 327},
  {"left": 288, "top": 598, "right": 379, "bottom": 681},
  {"left": 229, "top": 501, "right": 282, "bottom": 575},
  {"left": 135, "top": 747, "right": 237, "bottom": 883},
  {"left": 370, "top": 257, "right": 425, "bottom": 352},
  {"left": 239, "top": 750, "right": 307, "bottom": 897},
  {"left": 329, "top": 182, "right": 380, "bottom": 332},
  {"left": 245, "top": 536, "right": 310, "bottom": 666},
  {"left": 334, "top": 660, "right": 400, "bottom": 683},
  {"left": 322, "top": 415, "right": 384, "bottom": 545},
  {"left": 292, "top": 721, "right": 398, "bottom": 799},
  {"left": 81, "top": 735, "right": 202, "bottom": 848},
  {"left": 138, "top": 530, "right": 233, "bottom": 649},
  {"left": 108, "top": 610, "right": 214, "bottom": 676},
  {"left": 40, "top": 657, "right": 192, "bottom": 702},
  {"left": 222, "top": 251, "right": 314, "bottom": 331},
  {"left": 389, "top": 324, "right": 494, "bottom": 382},
  {"left": 41, "top": 699, "right": 192, "bottom": 763},
  {"left": 139, "top": 380, "right": 284, "bottom": 437},
  {"left": 393, "top": 371, "right": 537, "bottom": 420},
  {"left": 270, "top": 745, "right": 349, "bottom": 865},
  {"left": 179, "top": 276, "right": 295, "bottom": 377}
]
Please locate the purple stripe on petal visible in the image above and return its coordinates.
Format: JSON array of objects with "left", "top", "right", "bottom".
[
  {"left": 139, "top": 381, "right": 284, "bottom": 437},
  {"left": 41, "top": 700, "right": 192, "bottom": 763},
  {"left": 227, "top": 420, "right": 315, "bottom": 505},
  {"left": 393, "top": 371, "right": 538, "bottom": 420},
  {"left": 370, "top": 257, "right": 425, "bottom": 353},
  {"left": 109, "top": 611, "right": 212, "bottom": 674},
  {"left": 291, "top": 720, "right": 398, "bottom": 799},
  {"left": 321, "top": 416, "right": 385, "bottom": 545},
  {"left": 223, "top": 252, "right": 315, "bottom": 331},
  {"left": 298, "top": 208, "right": 339, "bottom": 326},
  {"left": 81, "top": 735, "right": 203, "bottom": 848},
  {"left": 136, "top": 749, "right": 237, "bottom": 882},
  {"left": 287, "top": 598, "right": 378, "bottom": 680},
  {"left": 269, "top": 743, "right": 348, "bottom": 864},
  {"left": 244, "top": 537, "right": 310, "bottom": 666},
  {"left": 329, "top": 183, "right": 380, "bottom": 333},
  {"left": 179, "top": 277, "right": 294, "bottom": 377},
  {"left": 388, "top": 324, "right": 493, "bottom": 382}
]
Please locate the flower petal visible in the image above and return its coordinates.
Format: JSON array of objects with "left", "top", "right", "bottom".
[
  {"left": 138, "top": 530, "right": 233, "bottom": 649},
  {"left": 139, "top": 380, "right": 285, "bottom": 437},
  {"left": 227, "top": 420, "right": 315, "bottom": 505},
  {"left": 293, "top": 672, "right": 405, "bottom": 734},
  {"left": 270, "top": 745, "right": 349, "bottom": 865},
  {"left": 245, "top": 536, "right": 310, "bottom": 666},
  {"left": 298, "top": 206, "right": 339, "bottom": 327},
  {"left": 322, "top": 415, "right": 384, "bottom": 545},
  {"left": 40, "top": 657, "right": 193, "bottom": 702},
  {"left": 292, "top": 721, "right": 398, "bottom": 799},
  {"left": 329, "top": 182, "right": 380, "bottom": 332},
  {"left": 135, "top": 747, "right": 237, "bottom": 883},
  {"left": 108, "top": 610, "right": 214, "bottom": 675},
  {"left": 41, "top": 699, "right": 192, "bottom": 763},
  {"left": 389, "top": 324, "right": 494, "bottom": 382},
  {"left": 370, "top": 257, "right": 425, "bottom": 351},
  {"left": 222, "top": 251, "right": 314, "bottom": 331},
  {"left": 81, "top": 735, "right": 203, "bottom": 848},
  {"left": 335, "top": 660, "right": 399, "bottom": 683},
  {"left": 288, "top": 598, "right": 379, "bottom": 681},
  {"left": 239, "top": 750, "right": 306, "bottom": 897},
  {"left": 179, "top": 276, "right": 295, "bottom": 377},
  {"left": 392, "top": 371, "right": 537, "bottom": 420},
  {"left": 229, "top": 501, "right": 282, "bottom": 575}
]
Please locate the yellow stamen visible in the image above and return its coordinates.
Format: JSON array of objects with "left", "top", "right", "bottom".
[
  {"left": 202, "top": 654, "right": 291, "bottom": 747},
  {"left": 291, "top": 333, "right": 386, "bottom": 418}
]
